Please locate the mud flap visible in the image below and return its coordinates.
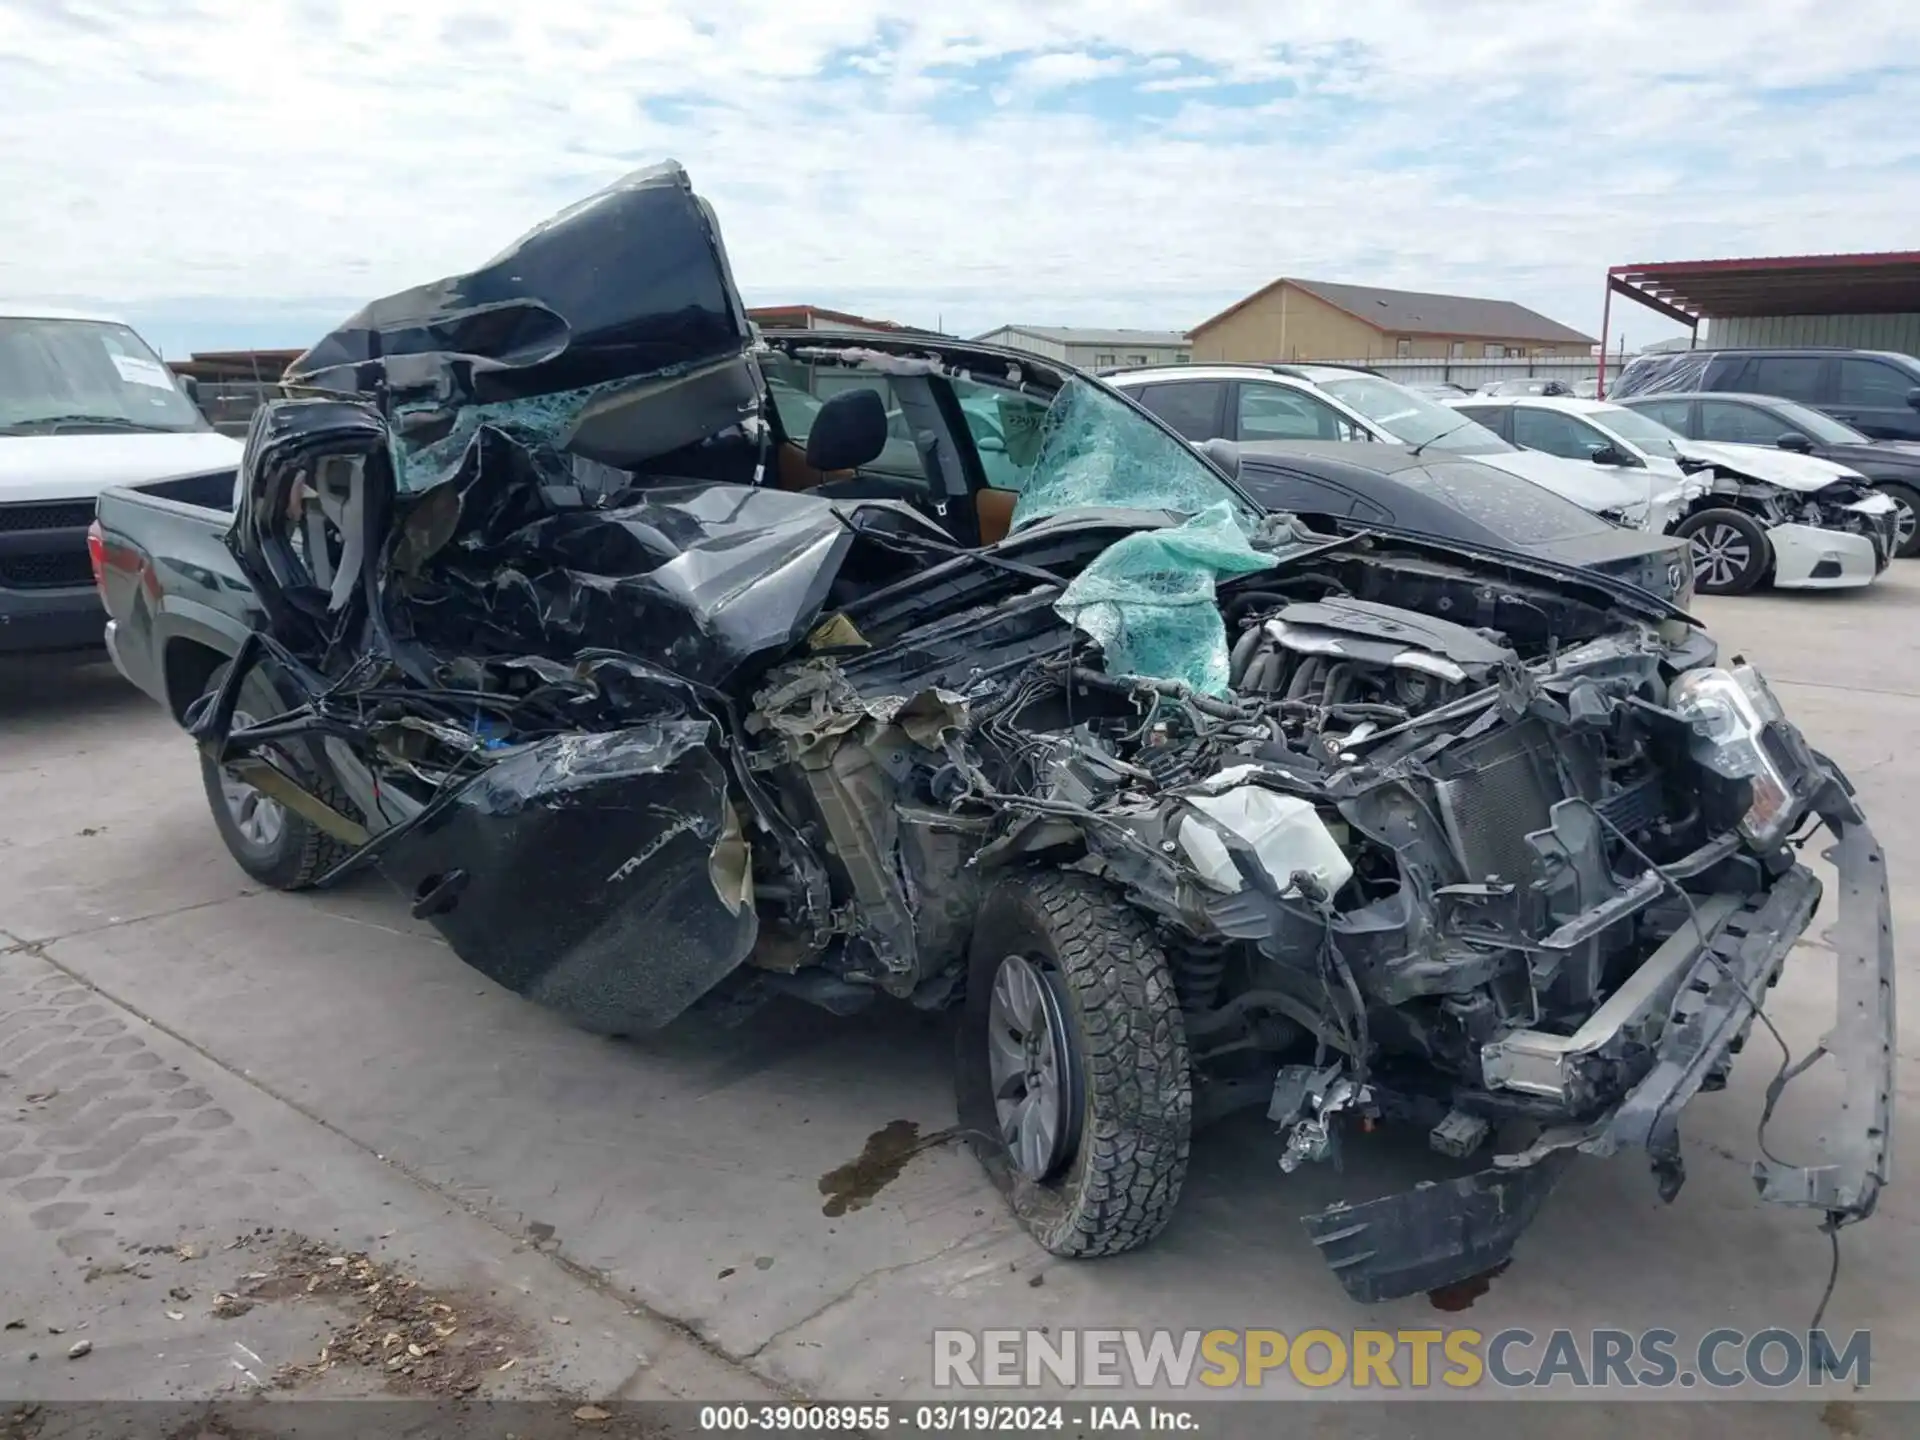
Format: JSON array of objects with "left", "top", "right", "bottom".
[
  {"left": 1300, "top": 1154, "right": 1571, "bottom": 1303},
  {"left": 376, "top": 721, "right": 758, "bottom": 1033}
]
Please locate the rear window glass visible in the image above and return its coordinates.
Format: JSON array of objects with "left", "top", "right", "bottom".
[
  {"left": 1133, "top": 380, "right": 1225, "bottom": 440},
  {"left": 1625, "top": 398, "right": 1692, "bottom": 432},
  {"left": 1747, "top": 356, "right": 1823, "bottom": 401},
  {"left": 1835, "top": 357, "right": 1917, "bottom": 406},
  {"left": 1409, "top": 460, "right": 1610, "bottom": 543}
]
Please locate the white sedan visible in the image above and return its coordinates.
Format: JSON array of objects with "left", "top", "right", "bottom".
[{"left": 1447, "top": 395, "right": 1896, "bottom": 595}]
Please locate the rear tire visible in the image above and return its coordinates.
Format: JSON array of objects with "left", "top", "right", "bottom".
[
  {"left": 1675, "top": 508, "right": 1769, "bottom": 595},
  {"left": 1877, "top": 481, "right": 1920, "bottom": 559},
  {"left": 198, "top": 662, "right": 356, "bottom": 890},
  {"left": 958, "top": 871, "right": 1191, "bottom": 1257}
]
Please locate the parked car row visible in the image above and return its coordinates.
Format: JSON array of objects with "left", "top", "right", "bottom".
[
  {"left": 1612, "top": 346, "right": 1920, "bottom": 442},
  {"left": 1108, "top": 361, "right": 1905, "bottom": 596},
  {"left": 1446, "top": 395, "right": 1898, "bottom": 593}
]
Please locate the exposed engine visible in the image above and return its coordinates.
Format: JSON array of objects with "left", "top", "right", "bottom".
[{"left": 736, "top": 530, "right": 1770, "bottom": 1140}]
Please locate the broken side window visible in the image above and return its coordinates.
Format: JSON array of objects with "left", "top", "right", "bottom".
[{"left": 949, "top": 377, "right": 1052, "bottom": 495}]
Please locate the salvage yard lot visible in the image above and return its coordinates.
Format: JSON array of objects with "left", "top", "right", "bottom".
[{"left": 4, "top": 574, "right": 1918, "bottom": 1405}]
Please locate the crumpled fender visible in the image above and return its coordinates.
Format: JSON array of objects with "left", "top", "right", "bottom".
[{"left": 374, "top": 721, "right": 759, "bottom": 1034}]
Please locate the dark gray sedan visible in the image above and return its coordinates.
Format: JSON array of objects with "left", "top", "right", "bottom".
[{"left": 1212, "top": 439, "right": 1696, "bottom": 604}]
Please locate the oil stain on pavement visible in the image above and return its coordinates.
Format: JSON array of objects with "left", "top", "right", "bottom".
[{"left": 817, "top": 1120, "right": 956, "bottom": 1217}]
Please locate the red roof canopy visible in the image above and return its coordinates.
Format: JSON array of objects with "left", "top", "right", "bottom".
[{"left": 1608, "top": 251, "right": 1920, "bottom": 322}]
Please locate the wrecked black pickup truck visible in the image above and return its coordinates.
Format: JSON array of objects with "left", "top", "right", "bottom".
[{"left": 95, "top": 163, "right": 1892, "bottom": 1302}]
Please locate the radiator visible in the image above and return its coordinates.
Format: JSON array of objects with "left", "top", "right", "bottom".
[{"left": 1432, "top": 721, "right": 1573, "bottom": 885}]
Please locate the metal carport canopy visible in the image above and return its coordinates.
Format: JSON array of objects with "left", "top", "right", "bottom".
[
  {"left": 1598, "top": 250, "right": 1920, "bottom": 393},
  {"left": 1608, "top": 250, "right": 1920, "bottom": 324}
]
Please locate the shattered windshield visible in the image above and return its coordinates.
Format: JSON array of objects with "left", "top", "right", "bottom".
[
  {"left": 1320, "top": 375, "right": 1511, "bottom": 455},
  {"left": 0, "top": 317, "right": 209, "bottom": 434},
  {"left": 1010, "top": 378, "right": 1256, "bottom": 530}
]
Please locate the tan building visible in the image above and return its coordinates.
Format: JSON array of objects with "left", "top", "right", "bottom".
[{"left": 1190, "top": 278, "right": 1596, "bottom": 364}]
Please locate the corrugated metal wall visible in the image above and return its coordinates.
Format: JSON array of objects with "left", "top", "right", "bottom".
[
  {"left": 974, "top": 328, "right": 1071, "bottom": 361},
  {"left": 1708, "top": 313, "right": 1920, "bottom": 356}
]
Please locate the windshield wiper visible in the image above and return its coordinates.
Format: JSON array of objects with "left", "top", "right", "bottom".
[
  {"left": 1408, "top": 421, "right": 1472, "bottom": 458},
  {"left": 0, "top": 414, "right": 180, "bottom": 435}
]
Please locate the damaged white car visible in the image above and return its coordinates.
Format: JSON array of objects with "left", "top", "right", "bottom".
[
  {"left": 1450, "top": 395, "right": 1898, "bottom": 594},
  {"left": 97, "top": 164, "right": 1893, "bottom": 1304}
]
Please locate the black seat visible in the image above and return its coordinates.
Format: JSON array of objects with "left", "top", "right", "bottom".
[{"left": 805, "top": 389, "right": 890, "bottom": 472}]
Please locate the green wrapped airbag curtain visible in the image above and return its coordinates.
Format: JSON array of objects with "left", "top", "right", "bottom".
[
  {"left": 1054, "top": 501, "right": 1275, "bottom": 696},
  {"left": 1002, "top": 379, "right": 1276, "bottom": 696}
]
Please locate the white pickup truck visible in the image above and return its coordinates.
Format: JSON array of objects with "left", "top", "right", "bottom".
[{"left": 0, "top": 303, "right": 242, "bottom": 654}]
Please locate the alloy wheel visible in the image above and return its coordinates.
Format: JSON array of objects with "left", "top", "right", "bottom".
[
  {"left": 986, "top": 954, "right": 1083, "bottom": 1182},
  {"left": 216, "top": 709, "right": 287, "bottom": 850},
  {"left": 1892, "top": 496, "right": 1917, "bottom": 554},
  {"left": 1690, "top": 523, "right": 1753, "bottom": 590}
]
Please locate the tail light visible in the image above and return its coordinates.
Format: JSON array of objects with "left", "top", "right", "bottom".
[{"left": 87, "top": 520, "right": 106, "bottom": 592}]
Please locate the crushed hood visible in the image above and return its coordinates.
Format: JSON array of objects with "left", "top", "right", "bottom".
[
  {"left": 419, "top": 482, "right": 937, "bottom": 686},
  {"left": 1674, "top": 439, "right": 1866, "bottom": 491},
  {"left": 284, "top": 161, "right": 757, "bottom": 493}
]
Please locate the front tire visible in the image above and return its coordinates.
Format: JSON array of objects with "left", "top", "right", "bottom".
[
  {"left": 1676, "top": 508, "right": 1770, "bottom": 595},
  {"left": 198, "top": 662, "right": 356, "bottom": 891},
  {"left": 958, "top": 871, "right": 1191, "bottom": 1257},
  {"left": 1876, "top": 481, "right": 1920, "bottom": 559}
]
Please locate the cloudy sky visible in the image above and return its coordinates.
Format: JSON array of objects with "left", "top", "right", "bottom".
[{"left": 3, "top": 0, "right": 1917, "bottom": 357}]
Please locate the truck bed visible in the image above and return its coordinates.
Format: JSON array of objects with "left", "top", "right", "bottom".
[{"left": 95, "top": 481, "right": 261, "bottom": 720}]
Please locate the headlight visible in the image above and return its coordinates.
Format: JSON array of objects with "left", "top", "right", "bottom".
[{"left": 1667, "top": 663, "right": 1796, "bottom": 846}]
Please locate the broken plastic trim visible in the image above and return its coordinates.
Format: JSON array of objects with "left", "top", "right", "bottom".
[{"left": 1303, "top": 1155, "right": 1573, "bottom": 1304}]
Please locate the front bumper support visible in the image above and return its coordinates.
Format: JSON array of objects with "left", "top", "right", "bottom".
[
  {"left": 1750, "top": 815, "right": 1894, "bottom": 1217},
  {"left": 1299, "top": 768, "right": 1893, "bottom": 1303}
]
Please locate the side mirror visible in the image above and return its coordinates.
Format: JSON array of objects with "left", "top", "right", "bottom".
[
  {"left": 1198, "top": 437, "right": 1242, "bottom": 481},
  {"left": 1590, "top": 443, "right": 1628, "bottom": 466},
  {"left": 977, "top": 435, "right": 1007, "bottom": 454},
  {"left": 1906, "top": 387, "right": 1920, "bottom": 411},
  {"left": 177, "top": 374, "right": 200, "bottom": 404},
  {"left": 1777, "top": 431, "right": 1813, "bottom": 453}
]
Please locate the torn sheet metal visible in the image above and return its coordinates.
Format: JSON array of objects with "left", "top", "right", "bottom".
[
  {"left": 285, "top": 161, "right": 756, "bottom": 493},
  {"left": 751, "top": 661, "right": 979, "bottom": 987},
  {"left": 412, "top": 482, "right": 871, "bottom": 686},
  {"left": 374, "top": 721, "right": 757, "bottom": 1033},
  {"left": 1055, "top": 501, "right": 1276, "bottom": 695}
]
